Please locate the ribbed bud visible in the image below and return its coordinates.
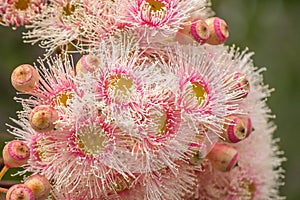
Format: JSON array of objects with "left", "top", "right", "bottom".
[
  {"left": 207, "top": 143, "right": 238, "bottom": 172},
  {"left": 24, "top": 174, "right": 51, "bottom": 200},
  {"left": 29, "top": 105, "right": 58, "bottom": 132},
  {"left": 6, "top": 184, "right": 34, "bottom": 200},
  {"left": 11, "top": 64, "right": 39, "bottom": 93},
  {"left": 2, "top": 140, "right": 30, "bottom": 168},
  {"left": 205, "top": 17, "right": 229, "bottom": 45},
  {"left": 76, "top": 54, "right": 101, "bottom": 75},
  {"left": 176, "top": 18, "right": 210, "bottom": 44},
  {"left": 222, "top": 115, "right": 248, "bottom": 143}
]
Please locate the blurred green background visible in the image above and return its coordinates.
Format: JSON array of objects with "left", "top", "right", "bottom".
[{"left": 0, "top": 0, "right": 300, "bottom": 199}]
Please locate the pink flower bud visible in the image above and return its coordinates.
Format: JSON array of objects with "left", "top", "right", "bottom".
[
  {"left": 6, "top": 184, "right": 34, "bottom": 200},
  {"left": 76, "top": 54, "right": 101, "bottom": 75},
  {"left": 29, "top": 105, "right": 58, "bottom": 132},
  {"left": 207, "top": 143, "right": 238, "bottom": 172},
  {"left": 205, "top": 17, "right": 229, "bottom": 45},
  {"left": 2, "top": 140, "right": 30, "bottom": 168},
  {"left": 176, "top": 18, "right": 210, "bottom": 44},
  {"left": 24, "top": 174, "right": 51, "bottom": 200},
  {"left": 11, "top": 64, "right": 39, "bottom": 93},
  {"left": 222, "top": 115, "right": 248, "bottom": 143}
]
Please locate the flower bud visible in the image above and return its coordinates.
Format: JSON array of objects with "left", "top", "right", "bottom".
[
  {"left": 11, "top": 64, "right": 39, "bottom": 93},
  {"left": 24, "top": 174, "right": 51, "bottom": 200},
  {"left": 176, "top": 18, "right": 210, "bottom": 44},
  {"left": 6, "top": 184, "right": 34, "bottom": 200},
  {"left": 222, "top": 115, "right": 248, "bottom": 143},
  {"left": 207, "top": 143, "right": 238, "bottom": 172},
  {"left": 76, "top": 54, "right": 101, "bottom": 75},
  {"left": 2, "top": 140, "right": 30, "bottom": 168},
  {"left": 205, "top": 17, "right": 229, "bottom": 45},
  {"left": 29, "top": 105, "right": 58, "bottom": 132}
]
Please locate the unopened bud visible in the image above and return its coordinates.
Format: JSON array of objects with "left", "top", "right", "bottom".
[
  {"left": 29, "top": 105, "right": 58, "bottom": 132},
  {"left": 76, "top": 54, "right": 100, "bottom": 75},
  {"left": 176, "top": 18, "right": 210, "bottom": 44},
  {"left": 24, "top": 174, "right": 51, "bottom": 200},
  {"left": 11, "top": 64, "right": 39, "bottom": 93},
  {"left": 205, "top": 17, "right": 229, "bottom": 45},
  {"left": 207, "top": 143, "right": 238, "bottom": 172},
  {"left": 6, "top": 184, "right": 34, "bottom": 200},
  {"left": 2, "top": 140, "right": 30, "bottom": 168},
  {"left": 222, "top": 116, "right": 248, "bottom": 143}
]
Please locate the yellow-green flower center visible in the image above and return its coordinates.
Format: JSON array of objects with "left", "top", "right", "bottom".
[
  {"left": 149, "top": 108, "right": 167, "bottom": 136},
  {"left": 191, "top": 82, "right": 207, "bottom": 105},
  {"left": 15, "top": 0, "right": 30, "bottom": 10},
  {"left": 240, "top": 180, "right": 255, "bottom": 199},
  {"left": 54, "top": 92, "right": 73, "bottom": 107},
  {"left": 108, "top": 74, "right": 134, "bottom": 102},
  {"left": 63, "top": 3, "right": 75, "bottom": 16},
  {"left": 76, "top": 126, "right": 108, "bottom": 156},
  {"left": 146, "top": 0, "right": 165, "bottom": 12}
]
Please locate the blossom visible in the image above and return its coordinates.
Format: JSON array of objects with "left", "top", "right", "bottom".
[
  {"left": 8, "top": 55, "right": 133, "bottom": 199},
  {"left": 190, "top": 46, "right": 285, "bottom": 200},
  {"left": 117, "top": 162, "right": 197, "bottom": 200},
  {"left": 0, "top": 0, "right": 45, "bottom": 27},
  {"left": 22, "top": 0, "right": 118, "bottom": 56},
  {"left": 117, "top": 0, "right": 213, "bottom": 39},
  {"left": 1, "top": 0, "right": 285, "bottom": 198},
  {"left": 161, "top": 43, "right": 247, "bottom": 140}
]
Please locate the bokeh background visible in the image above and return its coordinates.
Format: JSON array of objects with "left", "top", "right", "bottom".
[{"left": 0, "top": 0, "right": 299, "bottom": 199}]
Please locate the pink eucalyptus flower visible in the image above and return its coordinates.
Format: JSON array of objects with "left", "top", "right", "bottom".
[
  {"left": 0, "top": 0, "right": 45, "bottom": 27},
  {"left": 117, "top": 0, "right": 213, "bottom": 39}
]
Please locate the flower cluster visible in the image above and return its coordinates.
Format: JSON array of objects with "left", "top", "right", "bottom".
[{"left": 0, "top": 0, "right": 285, "bottom": 200}]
